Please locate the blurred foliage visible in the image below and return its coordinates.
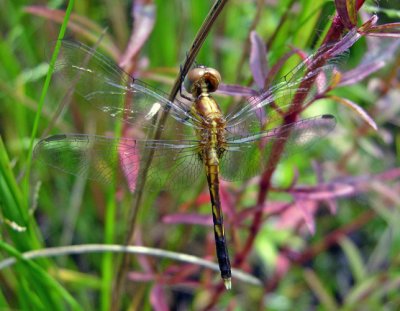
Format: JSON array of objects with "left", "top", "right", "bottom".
[{"left": 0, "top": 0, "right": 400, "bottom": 310}]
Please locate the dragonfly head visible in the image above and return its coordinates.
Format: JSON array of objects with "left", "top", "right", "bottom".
[{"left": 185, "top": 66, "right": 221, "bottom": 97}]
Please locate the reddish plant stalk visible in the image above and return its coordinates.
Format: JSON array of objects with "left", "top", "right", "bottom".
[
  {"left": 234, "top": 30, "right": 342, "bottom": 272},
  {"left": 205, "top": 3, "right": 368, "bottom": 308}
]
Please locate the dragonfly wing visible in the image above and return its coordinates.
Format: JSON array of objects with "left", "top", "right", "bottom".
[
  {"left": 34, "top": 134, "right": 119, "bottom": 184},
  {"left": 220, "top": 115, "right": 336, "bottom": 181},
  {"left": 224, "top": 38, "right": 347, "bottom": 131},
  {"left": 34, "top": 134, "right": 205, "bottom": 193},
  {"left": 221, "top": 41, "right": 343, "bottom": 182},
  {"left": 141, "top": 140, "right": 206, "bottom": 193},
  {"left": 54, "top": 40, "right": 199, "bottom": 131}
]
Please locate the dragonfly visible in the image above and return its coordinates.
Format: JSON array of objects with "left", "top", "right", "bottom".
[{"left": 34, "top": 40, "right": 337, "bottom": 289}]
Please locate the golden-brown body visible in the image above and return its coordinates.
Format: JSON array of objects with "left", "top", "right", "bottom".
[{"left": 187, "top": 66, "right": 232, "bottom": 289}]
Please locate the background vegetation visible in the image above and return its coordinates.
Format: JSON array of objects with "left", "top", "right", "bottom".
[{"left": 1, "top": 0, "right": 399, "bottom": 310}]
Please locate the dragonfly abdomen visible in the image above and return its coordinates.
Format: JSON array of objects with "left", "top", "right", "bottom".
[{"left": 205, "top": 163, "right": 232, "bottom": 289}]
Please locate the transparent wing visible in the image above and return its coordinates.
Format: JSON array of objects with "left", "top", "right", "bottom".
[
  {"left": 34, "top": 134, "right": 205, "bottom": 192},
  {"left": 220, "top": 37, "right": 346, "bottom": 181},
  {"left": 54, "top": 40, "right": 200, "bottom": 132},
  {"left": 220, "top": 115, "right": 336, "bottom": 181},
  {"left": 225, "top": 40, "right": 346, "bottom": 134}
]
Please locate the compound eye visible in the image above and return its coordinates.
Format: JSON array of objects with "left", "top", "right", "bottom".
[
  {"left": 184, "top": 67, "right": 205, "bottom": 94},
  {"left": 203, "top": 67, "right": 221, "bottom": 93}
]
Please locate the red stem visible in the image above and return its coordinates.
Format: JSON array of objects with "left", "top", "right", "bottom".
[{"left": 205, "top": 1, "right": 368, "bottom": 308}]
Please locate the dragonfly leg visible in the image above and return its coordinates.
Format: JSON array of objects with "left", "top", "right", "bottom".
[{"left": 180, "top": 90, "right": 193, "bottom": 102}]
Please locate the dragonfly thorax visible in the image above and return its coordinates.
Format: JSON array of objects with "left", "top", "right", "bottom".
[{"left": 193, "top": 95, "right": 223, "bottom": 118}]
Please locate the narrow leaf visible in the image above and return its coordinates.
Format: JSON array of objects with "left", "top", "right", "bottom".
[
  {"left": 217, "top": 83, "right": 258, "bottom": 97},
  {"left": 363, "top": 22, "right": 400, "bottom": 38},
  {"left": 249, "top": 31, "right": 268, "bottom": 89},
  {"left": 119, "top": 2, "right": 156, "bottom": 68},
  {"left": 328, "top": 28, "right": 361, "bottom": 56},
  {"left": 304, "top": 269, "right": 339, "bottom": 311},
  {"left": 295, "top": 200, "right": 317, "bottom": 234},
  {"left": 358, "top": 14, "right": 378, "bottom": 33},
  {"left": 346, "top": 0, "right": 358, "bottom": 26},
  {"left": 339, "top": 237, "right": 366, "bottom": 282},
  {"left": 150, "top": 285, "right": 169, "bottom": 311},
  {"left": 291, "top": 183, "right": 356, "bottom": 201},
  {"left": 335, "top": 0, "right": 354, "bottom": 28},
  {"left": 330, "top": 95, "right": 378, "bottom": 130}
]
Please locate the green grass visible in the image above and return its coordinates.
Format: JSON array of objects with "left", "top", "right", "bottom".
[{"left": 1, "top": 0, "right": 400, "bottom": 310}]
